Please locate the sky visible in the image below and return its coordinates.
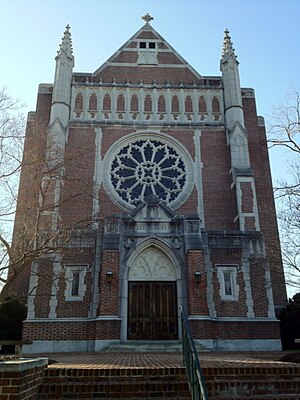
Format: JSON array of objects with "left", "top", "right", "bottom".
[{"left": 1, "top": 0, "right": 299, "bottom": 295}]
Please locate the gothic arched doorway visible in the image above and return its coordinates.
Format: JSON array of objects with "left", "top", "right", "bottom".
[{"left": 126, "top": 245, "right": 179, "bottom": 340}]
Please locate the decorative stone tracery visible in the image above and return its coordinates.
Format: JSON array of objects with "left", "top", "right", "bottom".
[
  {"left": 109, "top": 137, "right": 187, "bottom": 208},
  {"left": 128, "top": 247, "right": 175, "bottom": 281}
]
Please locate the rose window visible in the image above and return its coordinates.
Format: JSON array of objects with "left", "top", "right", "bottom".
[{"left": 110, "top": 139, "right": 187, "bottom": 207}]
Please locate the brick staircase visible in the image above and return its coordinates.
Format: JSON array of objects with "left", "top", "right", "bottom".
[
  {"left": 38, "top": 365, "right": 191, "bottom": 399},
  {"left": 203, "top": 363, "right": 300, "bottom": 399},
  {"left": 35, "top": 351, "right": 300, "bottom": 399}
]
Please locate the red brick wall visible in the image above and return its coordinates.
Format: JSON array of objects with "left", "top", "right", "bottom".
[
  {"left": 55, "top": 248, "right": 94, "bottom": 318},
  {"left": 209, "top": 248, "right": 248, "bottom": 317},
  {"left": 176, "top": 187, "right": 198, "bottom": 215},
  {"left": 240, "top": 182, "right": 254, "bottom": 213},
  {"left": 244, "top": 216, "right": 256, "bottom": 230},
  {"left": 112, "top": 51, "right": 137, "bottom": 63},
  {"left": 60, "top": 127, "right": 96, "bottom": 229},
  {"left": 158, "top": 52, "right": 184, "bottom": 64},
  {"left": 100, "top": 127, "right": 135, "bottom": 157},
  {"left": 98, "top": 186, "right": 122, "bottom": 217},
  {"left": 23, "top": 321, "right": 95, "bottom": 341},
  {"left": 100, "top": 127, "right": 196, "bottom": 160},
  {"left": 250, "top": 257, "right": 269, "bottom": 317},
  {"left": 136, "top": 31, "right": 158, "bottom": 39},
  {"left": 94, "top": 66, "right": 208, "bottom": 86},
  {"left": 10, "top": 91, "right": 52, "bottom": 299},
  {"left": 186, "top": 251, "right": 208, "bottom": 315},
  {"left": 98, "top": 250, "right": 119, "bottom": 316},
  {"left": 190, "top": 319, "right": 281, "bottom": 340},
  {"left": 23, "top": 320, "right": 120, "bottom": 342},
  {"left": 243, "top": 96, "right": 287, "bottom": 308},
  {"left": 34, "top": 260, "right": 53, "bottom": 319},
  {"left": 95, "top": 319, "right": 120, "bottom": 340},
  {"left": 201, "top": 130, "right": 237, "bottom": 229}
]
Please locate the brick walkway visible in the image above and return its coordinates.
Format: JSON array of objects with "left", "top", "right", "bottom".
[{"left": 31, "top": 351, "right": 296, "bottom": 370}]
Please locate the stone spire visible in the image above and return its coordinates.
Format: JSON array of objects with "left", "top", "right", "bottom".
[
  {"left": 221, "top": 29, "right": 256, "bottom": 233},
  {"left": 221, "top": 29, "right": 250, "bottom": 168},
  {"left": 57, "top": 24, "right": 73, "bottom": 60},
  {"left": 222, "top": 29, "right": 238, "bottom": 62},
  {"left": 50, "top": 24, "right": 74, "bottom": 128},
  {"left": 220, "top": 28, "right": 244, "bottom": 132}
]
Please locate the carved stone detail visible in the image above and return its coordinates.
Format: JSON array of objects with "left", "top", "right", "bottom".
[{"left": 129, "top": 247, "right": 175, "bottom": 281}]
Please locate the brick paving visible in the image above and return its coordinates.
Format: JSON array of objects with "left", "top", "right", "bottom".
[{"left": 29, "top": 351, "right": 297, "bottom": 370}]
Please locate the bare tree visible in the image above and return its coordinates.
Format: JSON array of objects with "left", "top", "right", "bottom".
[
  {"left": 0, "top": 88, "right": 96, "bottom": 303},
  {"left": 0, "top": 87, "right": 25, "bottom": 294},
  {"left": 0, "top": 87, "right": 24, "bottom": 218},
  {"left": 268, "top": 91, "right": 300, "bottom": 292}
]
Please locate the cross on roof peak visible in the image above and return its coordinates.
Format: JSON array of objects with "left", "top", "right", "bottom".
[{"left": 142, "top": 13, "right": 154, "bottom": 24}]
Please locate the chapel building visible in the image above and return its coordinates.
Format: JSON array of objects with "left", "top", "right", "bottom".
[{"left": 13, "top": 15, "right": 287, "bottom": 352}]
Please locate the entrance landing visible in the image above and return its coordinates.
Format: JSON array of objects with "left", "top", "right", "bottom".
[
  {"left": 34, "top": 351, "right": 300, "bottom": 399},
  {"left": 37, "top": 350, "right": 295, "bottom": 369}
]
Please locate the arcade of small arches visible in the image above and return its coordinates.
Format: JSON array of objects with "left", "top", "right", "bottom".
[{"left": 73, "top": 88, "right": 222, "bottom": 123}]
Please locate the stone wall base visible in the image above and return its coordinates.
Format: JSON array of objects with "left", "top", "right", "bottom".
[
  {"left": 195, "top": 338, "right": 282, "bottom": 351},
  {"left": 23, "top": 338, "right": 282, "bottom": 354}
]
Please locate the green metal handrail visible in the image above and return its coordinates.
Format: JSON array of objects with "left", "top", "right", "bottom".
[{"left": 179, "top": 305, "right": 209, "bottom": 400}]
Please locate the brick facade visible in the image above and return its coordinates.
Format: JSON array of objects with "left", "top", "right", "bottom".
[{"left": 12, "top": 20, "right": 286, "bottom": 353}]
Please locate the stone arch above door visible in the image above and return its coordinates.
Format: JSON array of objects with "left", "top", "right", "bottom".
[{"left": 128, "top": 246, "right": 176, "bottom": 281}]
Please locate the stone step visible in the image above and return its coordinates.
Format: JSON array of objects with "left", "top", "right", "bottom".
[
  {"left": 104, "top": 340, "right": 183, "bottom": 352},
  {"left": 103, "top": 340, "right": 208, "bottom": 353}
]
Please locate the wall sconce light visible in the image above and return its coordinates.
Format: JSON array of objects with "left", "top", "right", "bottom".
[
  {"left": 106, "top": 271, "right": 113, "bottom": 289},
  {"left": 194, "top": 271, "right": 201, "bottom": 284}
]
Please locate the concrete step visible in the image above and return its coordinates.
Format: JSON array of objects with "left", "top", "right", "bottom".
[
  {"left": 104, "top": 340, "right": 183, "bottom": 352},
  {"left": 103, "top": 340, "right": 208, "bottom": 353}
]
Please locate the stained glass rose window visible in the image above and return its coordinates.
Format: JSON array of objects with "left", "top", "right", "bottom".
[{"left": 104, "top": 134, "right": 193, "bottom": 210}]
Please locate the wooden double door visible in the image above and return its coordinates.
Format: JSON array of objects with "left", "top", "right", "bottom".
[{"left": 128, "top": 281, "right": 178, "bottom": 340}]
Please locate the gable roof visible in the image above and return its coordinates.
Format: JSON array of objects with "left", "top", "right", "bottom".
[{"left": 92, "top": 22, "right": 203, "bottom": 85}]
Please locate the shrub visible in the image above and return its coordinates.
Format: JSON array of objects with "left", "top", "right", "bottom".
[{"left": 278, "top": 293, "right": 300, "bottom": 350}]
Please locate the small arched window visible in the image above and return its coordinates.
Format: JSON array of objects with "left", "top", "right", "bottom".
[
  {"left": 75, "top": 93, "right": 83, "bottom": 110},
  {"left": 158, "top": 95, "right": 166, "bottom": 113},
  {"left": 198, "top": 96, "right": 207, "bottom": 113},
  {"left": 131, "top": 94, "right": 139, "bottom": 112},
  {"left": 171, "top": 95, "right": 179, "bottom": 113},
  {"left": 144, "top": 95, "right": 152, "bottom": 112},
  {"left": 117, "top": 94, "right": 125, "bottom": 112},
  {"left": 103, "top": 94, "right": 111, "bottom": 111},
  {"left": 89, "top": 93, "right": 97, "bottom": 111},
  {"left": 212, "top": 96, "right": 220, "bottom": 113},
  {"left": 185, "top": 96, "right": 193, "bottom": 113}
]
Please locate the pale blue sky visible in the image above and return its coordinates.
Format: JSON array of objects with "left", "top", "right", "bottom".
[{"left": 1, "top": 0, "right": 299, "bottom": 180}]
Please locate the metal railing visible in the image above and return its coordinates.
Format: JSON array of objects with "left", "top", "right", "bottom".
[{"left": 179, "top": 305, "right": 209, "bottom": 400}]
